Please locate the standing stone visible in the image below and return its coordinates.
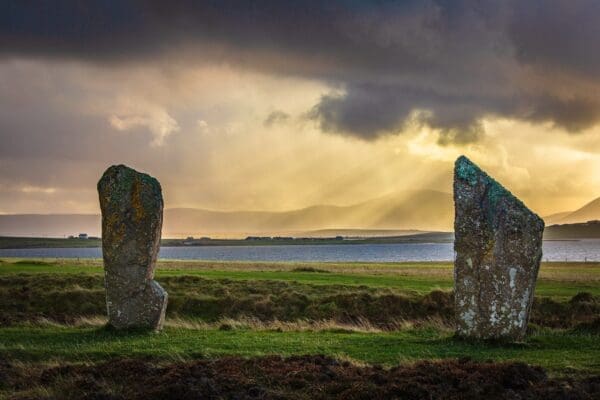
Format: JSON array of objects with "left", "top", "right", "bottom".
[
  {"left": 98, "top": 165, "right": 168, "bottom": 330},
  {"left": 454, "top": 156, "right": 544, "bottom": 341}
]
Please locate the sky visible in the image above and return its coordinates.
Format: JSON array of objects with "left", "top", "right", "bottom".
[{"left": 1, "top": 0, "right": 600, "bottom": 217}]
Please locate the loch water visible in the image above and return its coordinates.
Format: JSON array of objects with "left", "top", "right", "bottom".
[{"left": 0, "top": 240, "right": 599, "bottom": 262}]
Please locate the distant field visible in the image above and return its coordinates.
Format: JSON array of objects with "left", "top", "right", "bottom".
[
  {"left": 0, "top": 258, "right": 598, "bottom": 398},
  {"left": 1, "top": 258, "right": 598, "bottom": 298}
]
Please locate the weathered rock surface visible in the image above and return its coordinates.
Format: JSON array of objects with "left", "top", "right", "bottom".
[
  {"left": 98, "top": 165, "right": 167, "bottom": 330},
  {"left": 454, "top": 156, "right": 544, "bottom": 341}
]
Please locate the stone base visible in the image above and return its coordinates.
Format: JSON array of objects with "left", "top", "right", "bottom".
[{"left": 106, "top": 280, "right": 168, "bottom": 330}]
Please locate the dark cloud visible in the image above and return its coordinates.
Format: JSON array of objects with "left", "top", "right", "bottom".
[
  {"left": 509, "top": 0, "right": 600, "bottom": 77},
  {"left": 263, "top": 110, "right": 290, "bottom": 127},
  {"left": 1, "top": 0, "right": 599, "bottom": 142},
  {"left": 521, "top": 96, "right": 600, "bottom": 133},
  {"left": 309, "top": 82, "right": 505, "bottom": 142}
]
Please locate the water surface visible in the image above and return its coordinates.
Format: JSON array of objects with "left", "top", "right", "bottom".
[{"left": 0, "top": 240, "right": 598, "bottom": 262}]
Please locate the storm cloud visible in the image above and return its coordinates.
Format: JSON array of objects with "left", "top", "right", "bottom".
[{"left": 1, "top": 0, "right": 600, "bottom": 142}]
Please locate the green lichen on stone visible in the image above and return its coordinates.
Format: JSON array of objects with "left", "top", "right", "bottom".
[
  {"left": 455, "top": 156, "right": 479, "bottom": 186},
  {"left": 455, "top": 156, "right": 540, "bottom": 225},
  {"left": 485, "top": 180, "right": 509, "bottom": 226}
]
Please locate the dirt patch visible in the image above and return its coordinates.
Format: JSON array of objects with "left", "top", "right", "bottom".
[
  {"left": 291, "top": 267, "right": 330, "bottom": 273},
  {"left": 13, "top": 260, "right": 53, "bottom": 266},
  {"left": 2, "top": 356, "right": 599, "bottom": 400}
]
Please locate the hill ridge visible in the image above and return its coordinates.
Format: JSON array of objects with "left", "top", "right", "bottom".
[
  {"left": 0, "top": 190, "right": 453, "bottom": 237},
  {"left": 544, "top": 196, "right": 600, "bottom": 225}
]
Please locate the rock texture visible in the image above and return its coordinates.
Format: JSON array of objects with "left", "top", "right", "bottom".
[
  {"left": 98, "top": 165, "right": 167, "bottom": 330},
  {"left": 454, "top": 156, "right": 544, "bottom": 341}
]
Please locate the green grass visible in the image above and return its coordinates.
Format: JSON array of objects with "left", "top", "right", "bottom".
[
  {"left": 0, "top": 258, "right": 598, "bottom": 380},
  {"left": 1, "top": 259, "right": 599, "bottom": 298},
  {"left": 0, "top": 325, "right": 598, "bottom": 375},
  {"left": 1, "top": 259, "right": 598, "bottom": 330}
]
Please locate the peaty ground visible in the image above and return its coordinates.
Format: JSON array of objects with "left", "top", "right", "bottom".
[{"left": 0, "top": 259, "right": 599, "bottom": 399}]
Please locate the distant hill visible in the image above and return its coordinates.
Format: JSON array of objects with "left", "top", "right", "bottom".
[
  {"left": 557, "top": 197, "right": 600, "bottom": 224},
  {"left": 0, "top": 214, "right": 100, "bottom": 238},
  {"left": 5, "top": 191, "right": 600, "bottom": 239},
  {"left": 0, "top": 190, "right": 454, "bottom": 238},
  {"left": 544, "top": 196, "right": 600, "bottom": 225},
  {"left": 543, "top": 211, "right": 573, "bottom": 225},
  {"left": 163, "top": 190, "right": 455, "bottom": 237},
  {"left": 296, "top": 229, "right": 426, "bottom": 238},
  {"left": 544, "top": 220, "right": 600, "bottom": 239}
]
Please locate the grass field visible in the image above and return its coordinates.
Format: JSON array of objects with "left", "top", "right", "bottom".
[
  {"left": 2, "top": 258, "right": 599, "bottom": 297},
  {"left": 1, "top": 325, "right": 599, "bottom": 372},
  {"left": 1, "top": 258, "right": 599, "bottom": 398}
]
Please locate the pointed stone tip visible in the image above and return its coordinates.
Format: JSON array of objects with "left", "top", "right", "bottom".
[
  {"left": 454, "top": 155, "right": 483, "bottom": 186},
  {"left": 453, "top": 155, "right": 544, "bottom": 225},
  {"left": 455, "top": 155, "right": 478, "bottom": 170},
  {"left": 456, "top": 155, "right": 470, "bottom": 164}
]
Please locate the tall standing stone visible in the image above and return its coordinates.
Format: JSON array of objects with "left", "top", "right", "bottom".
[
  {"left": 98, "top": 165, "right": 168, "bottom": 330},
  {"left": 453, "top": 156, "right": 544, "bottom": 341}
]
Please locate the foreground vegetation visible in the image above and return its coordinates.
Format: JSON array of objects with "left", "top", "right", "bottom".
[
  {"left": 1, "top": 324, "right": 599, "bottom": 373},
  {"left": 0, "top": 258, "right": 599, "bottom": 398},
  {"left": 1, "top": 259, "right": 599, "bottom": 329}
]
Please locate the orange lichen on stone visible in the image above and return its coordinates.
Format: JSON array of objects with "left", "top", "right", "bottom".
[
  {"left": 131, "top": 177, "right": 146, "bottom": 223},
  {"left": 97, "top": 164, "right": 167, "bottom": 331}
]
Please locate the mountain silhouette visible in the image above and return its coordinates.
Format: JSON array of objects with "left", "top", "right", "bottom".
[{"left": 0, "top": 190, "right": 453, "bottom": 238}]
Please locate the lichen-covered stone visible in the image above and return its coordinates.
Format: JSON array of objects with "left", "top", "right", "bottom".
[
  {"left": 454, "top": 156, "right": 544, "bottom": 341},
  {"left": 98, "top": 165, "right": 167, "bottom": 330}
]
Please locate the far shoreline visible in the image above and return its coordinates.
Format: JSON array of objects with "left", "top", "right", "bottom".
[{"left": 0, "top": 233, "right": 595, "bottom": 249}]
